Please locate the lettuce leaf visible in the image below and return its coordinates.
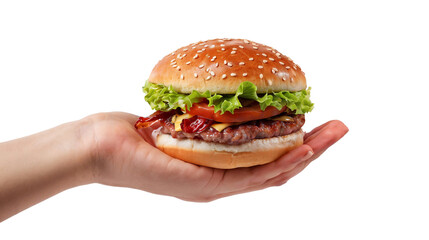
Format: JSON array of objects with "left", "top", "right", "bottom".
[{"left": 143, "top": 81, "right": 314, "bottom": 114}]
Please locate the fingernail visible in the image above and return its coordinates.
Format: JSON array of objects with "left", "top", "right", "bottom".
[{"left": 302, "top": 151, "right": 314, "bottom": 161}]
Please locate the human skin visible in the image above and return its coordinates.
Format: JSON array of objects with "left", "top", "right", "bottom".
[{"left": 0, "top": 112, "right": 348, "bottom": 221}]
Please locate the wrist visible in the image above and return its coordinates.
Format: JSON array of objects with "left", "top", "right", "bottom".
[
  {"left": 33, "top": 119, "right": 97, "bottom": 188},
  {"left": 72, "top": 117, "right": 99, "bottom": 186}
]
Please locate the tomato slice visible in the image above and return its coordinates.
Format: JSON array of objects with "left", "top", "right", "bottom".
[{"left": 186, "top": 102, "right": 287, "bottom": 122}]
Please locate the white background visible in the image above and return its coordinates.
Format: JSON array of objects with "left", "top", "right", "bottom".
[{"left": 1, "top": 0, "right": 428, "bottom": 239}]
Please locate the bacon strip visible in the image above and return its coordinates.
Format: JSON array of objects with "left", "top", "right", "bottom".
[
  {"left": 181, "top": 116, "right": 214, "bottom": 133},
  {"left": 135, "top": 110, "right": 176, "bottom": 129}
]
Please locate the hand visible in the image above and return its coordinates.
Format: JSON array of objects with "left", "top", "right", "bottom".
[
  {"left": 87, "top": 112, "right": 348, "bottom": 202},
  {"left": 0, "top": 112, "right": 348, "bottom": 221}
]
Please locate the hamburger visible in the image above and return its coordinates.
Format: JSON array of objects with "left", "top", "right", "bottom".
[{"left": 135, "top": 38, "right": 314, "bottom": 169}]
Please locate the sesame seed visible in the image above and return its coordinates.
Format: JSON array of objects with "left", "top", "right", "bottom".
[
  {"left": 258, "top": 65, "right": 263, "bottom": 69},
  {"left": 183, "top": 48, "right": 188, "bottom": 51},
  {"left": 182, "top": 54, "right": 187, "bottom": 57},
  {"left": 180, "top": 74, "right": 184, "bottom": 80},
  {"left": 252, "top": 42, "right": 257, "bottom": 46},
  {"left": 199, "top": 64, "right": 204, "bottom": 69},
  {"left": 239, "top": 45, "right": 244, "bottom": 49},
  {"left": 197, "top": 50, "right": 203, "bottom": 53},
  {"left": 263, "top": 60, "right": 268, "bottom": 63},
  {"left": 221, "top": 48, "right": 225, "bottom": 51},
  {"left": 266, "top": 48, "right": 272, "bottom": 51},
  {"left": 204, "top": 45, "right": 209, "bottom": 48},
  {"left": 232, "top": 47, "right": 237, "bottom": 51},
  {"left": 290, "top": 77, "right": 294, "bottom": 82},
  {"left": 253, "top": 46, "right": 258, "bottom": 50},
  {"left": 276, "top": 53, "right": 282, "bottom": 58},
  {"left": 171, "top": 64, "right": 177, "bottom": 68},
  {"left": 249, "top": 57, "right": 254, "bottom": 61},
  {"left": 282, "top": 77, "right": 287, "bottom": 81},
  {"left": 224, "top": 60, "right": 228, "bottom": 65},
  {"left": 215, "top": 62, "right": 219, "bottom": 67},
  {"left": 206, "top": 68, "right": 210, "bottom": 72},
  {"left": 268, "top": 79, "right": 273, "bottom": 85},
  {"left": 222, "top": 74, "right": 227, "bottom": 79},
  {"left": 186, "top": 61, "right": 191, "bottom": 65},
  {"left": 243, "top": 73, "right": 248, "bottom": 77},
  {"left": 259, "top": 73, "right": 263, "bottom": 79},
  {"left": 262, "top": 53, "right": 267, "bottom": 57},
  {"left": 209, "top": 71, "right": 215, "bottom": 76},
  {"left": 231, "top": 51, "right": 236, "bottom": 54},
  {"left": 285, "top": 66, "right": 291, "bottom": 69},
  {"left": 272, "top": 68, "right": 278, "bottom": 74},
  {"left": 239, "top": 62, "right": 245, "bottom": 66},
  {"left": 192, "top": 46, "right": 196, "bottom": 49},
  {"left": 210, "top": 45, "right": 215, "bottom": 48},
  {"left": 269, "top": 58, "right": 275, "bottom": 61},
  {"left": 220, "top": 44, "right": 225, "bottom": 47},
  {"left": 293, "top": 65, "right": 297, "bottom": 70},
  {"left": 176, "top": 66, "right": 181, "bottom": 71},
  {"left": 227, "top": 62, "right": 233, "bottom": 67},
  {"left": 206, "top": 75, "right": 211, "bottom": 80},
  {"left": 194, "top": 73, "right": 198, "bottom": 78},
  {"left": 244, "top": 39, "right": 250, "bottom": 44},
  {"left": 171, "top": 52, "right": 175, "bottom": 56},
  {"left": 171, "top": 59, "right": 176, "bottom": 63},
  {"left": 230, "top": 73, "right": 237, "bottom": 77},
  {"left": 279, "top": 61, "right": 285, "bottom": 65},
  {"left": 193, "top": 54, "right": 199, "bottom": 59}
]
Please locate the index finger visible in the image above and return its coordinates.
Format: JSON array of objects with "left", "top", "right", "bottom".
[{"left": 305, "top": 120, "right": 349, "bottom": 155}]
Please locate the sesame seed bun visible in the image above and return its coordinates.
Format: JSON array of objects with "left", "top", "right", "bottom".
[
  {"left": 149, "top": 38, "right": 306, "bottom": 94},
  {"left": 155, "top": 130, "right": 304, "bottom": 169}
]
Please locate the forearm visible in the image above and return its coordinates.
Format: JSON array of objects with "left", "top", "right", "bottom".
[{"left": 0, "top": 120, "right": 94, "bottom": 221}]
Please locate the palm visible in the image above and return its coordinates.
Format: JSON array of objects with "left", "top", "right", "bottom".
[{"left": 89, "top": 112, "right": 348, "bottom": 202}]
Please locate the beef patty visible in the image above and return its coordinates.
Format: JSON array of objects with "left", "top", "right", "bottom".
[{"left": 160, "top": 114, "right": 305, "bottom": 145}]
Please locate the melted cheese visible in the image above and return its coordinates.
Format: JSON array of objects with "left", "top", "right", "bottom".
[
  {"left": 172, "top": 113, "right": 294, "bottom": 133},
  {"left": 174, "top": 113, "right": 193, "bottom": 131},
  {"left": 270, "top": 115, "right": 294, "bottom": 122},
  {"left": 211, "top": 115, "right": 294, "bottom": 132},
  {"left": 211, "top": 123, "right": 235, "bottom": 132},
  {"left": 171, "top": 115, "right": 177, "bottom": 123}
]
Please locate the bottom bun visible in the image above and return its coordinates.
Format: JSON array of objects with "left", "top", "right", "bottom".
[{"left": 155, "top": 129, "right": 304, "bottom": 169}]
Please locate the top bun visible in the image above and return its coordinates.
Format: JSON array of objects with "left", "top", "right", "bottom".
[{"left": 148, "top": 38, "right": 307, "bottom": 94}]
